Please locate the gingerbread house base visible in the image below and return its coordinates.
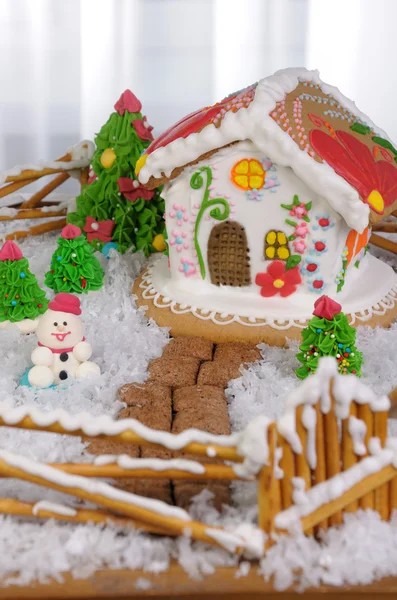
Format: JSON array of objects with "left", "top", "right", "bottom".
[{"left": 133, "top": 257, "right": 397, "bottom": 346}]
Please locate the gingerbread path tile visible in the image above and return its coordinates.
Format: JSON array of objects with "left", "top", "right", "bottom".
[
  {"left": 162, "top": 336, "right": 214, "bottom": 361},
  {"left": 148, "top": 356, "right": 200, "bottom": 389},
  {"left": 114, "top": 339, "right": 262, "bottom": 510}
]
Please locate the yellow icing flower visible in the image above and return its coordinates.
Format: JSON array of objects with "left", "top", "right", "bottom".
[
  {"left": 100, "top": 148, "right": 117, "bottom": 169},
  {"left": 136, "top": 153, "right": 148, "bottom": 175},
  {"left": 152, "top": 233, "right": 166, "bottom": 252}
]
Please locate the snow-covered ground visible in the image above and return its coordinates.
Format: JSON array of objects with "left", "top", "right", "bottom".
[{"left": 1, "top": 211, "right": 397, "bottom": 590}]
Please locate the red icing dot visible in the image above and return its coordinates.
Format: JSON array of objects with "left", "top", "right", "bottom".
[
  {"left": 38, "top": 304, "right": 42, "bottom": 308},
  {"left": 312, "top": 279, "right": 324, "bottom": 289},
  {"left": 318, "top": 218, "right": 330, "bottom": 227},
  {"left": 307, "top": 263, "right": 318, "bottom": 273},
  {"left": 344, "top": 352, "right": 349, "bottom": 358},
  {"left": 315, "top": 241, "right": 326, "bottom": 252},
  {"left": 352, "top": 370, "right": 357, "bottom": 374}
]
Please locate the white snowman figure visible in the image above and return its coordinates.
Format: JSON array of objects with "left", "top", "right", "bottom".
[{"left": 28, "top": 293, "right": 101, "bottom": 388}]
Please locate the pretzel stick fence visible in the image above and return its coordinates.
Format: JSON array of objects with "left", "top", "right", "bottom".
[
  {"left": 0, "top": 141, "right": 93, "bottom": 240},
  {"left": 0, "top": 358, "right": 396, "bottom": 557}
]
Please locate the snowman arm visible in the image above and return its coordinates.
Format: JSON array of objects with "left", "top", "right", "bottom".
[
  {"left": 72, "top": 341, "right": 93, "bottom": 362},
  {"left": 31, "top": 346, "right": 53, "bottom": 367}
]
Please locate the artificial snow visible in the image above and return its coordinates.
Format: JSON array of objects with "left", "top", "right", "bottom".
[{"left": 0, "top": 221, "right": 397, "bottom": 589}]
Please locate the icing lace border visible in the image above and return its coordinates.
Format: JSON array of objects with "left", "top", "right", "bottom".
[{"left": 137, "top": 267, "right": 397, "bottom": 331}]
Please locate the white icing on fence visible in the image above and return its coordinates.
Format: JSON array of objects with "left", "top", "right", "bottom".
[
  {"left": 0, "top": 140, "right": 94, "bottom": 186},
  {"left": 32, "top": 500, "right": 77, "bottom": 517},
  {"left": 348, "top": 417, "right": 367, "bottom": 456},
  {"left": 0, "top": 450, "right": 191, "bottom": 522},
  {"left": 93, "top": 454, "right": 206, "bottom": 475},
  {"left": 302, "top": 405, "right": 317, "bottom": 470},
  {"left": 275, "top": 449, "right": 394, "bottom": 531}
]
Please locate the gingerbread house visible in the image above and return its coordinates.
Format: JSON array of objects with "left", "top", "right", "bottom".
[{"left": 134, "top": 68, "right": 397, "bottom": 344}]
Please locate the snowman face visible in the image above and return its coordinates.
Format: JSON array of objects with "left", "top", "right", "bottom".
[{"left": 36, "top": 309, "right": 84, "bottom": 349}]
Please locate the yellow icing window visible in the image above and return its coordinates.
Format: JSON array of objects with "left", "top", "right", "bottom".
[
  {"left": 264, "top": 230, "right": 290, "bottom": 261},
  {"left": 231, "top": 159, "right": 265, "bottom": 190}
]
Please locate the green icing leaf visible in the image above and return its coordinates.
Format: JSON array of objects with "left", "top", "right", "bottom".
[
  {"left": 286, "top": 255, "right": 301, "bottom": 270},
  {"left": 350, "top": 122, "right": 372, "bottom": 135}
]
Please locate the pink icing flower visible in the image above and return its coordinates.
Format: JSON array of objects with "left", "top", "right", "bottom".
[
  {"left": 293, "top": 239, "right": 306, "bottom": 254},
  {"left": 61, "top": 224, "right": 81, "bottom": 240},
  {"left": 290, "top": 203, "right": 308, "bottom": 219},
  {"left": 117, "top": 177, "right": 154, "bottom": 202},
  {"left": 179, "top": 257, "right": 196, "bottom": 277},
  {"left": 169, "top": 229, "right": 189, "bottom": 253},
  {"left": 132, "top": 117, "right": 154, "bottom": 141},
  {"left": 168, "top": 204, "right": 189, "bottom": 226},
  {"left": 114, "top": 90, "right": 142, "bottom": 115},
  {"left": 0, "top": 240, "right": 23, "bottom": 262},
  {"left": 294, "top": 222, "right": 309, "bottom": 238}
]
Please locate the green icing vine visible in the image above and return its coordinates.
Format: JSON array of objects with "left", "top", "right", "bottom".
[
  {"left": 336, "top": 246, "right": 348, "bottom": 292},
  {"left": 350, "top": 122, "right": 397, "bottom": 163},
  {"left": 280, "top": 194, "right": 312, "bottom": 270},
  {"left": 190, "top": 167, "right": 230, "bottom": 279}
]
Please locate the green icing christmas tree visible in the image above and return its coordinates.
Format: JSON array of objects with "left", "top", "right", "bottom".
[
  {"left": 296, "top": 295, "right": 363, "bottom": 379},
  {"left": 0, "top": 241, "right": 48, "bottom": 323},
  {"left": 45, "top": 224, "right": 104, "bottom": 294},
  {"left": 67, "top": 89, "right": 165, "bottom": 255}
]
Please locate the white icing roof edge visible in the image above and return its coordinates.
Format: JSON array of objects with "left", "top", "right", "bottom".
[{"left": 139, "top": 68, "right": 395, "bottom": 233}]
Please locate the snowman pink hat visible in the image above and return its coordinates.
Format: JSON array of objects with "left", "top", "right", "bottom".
[{"left": 48, "top": 293, "right": 82, "bottom": 316}]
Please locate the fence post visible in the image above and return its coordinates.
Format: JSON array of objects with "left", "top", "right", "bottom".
[
  {"left": 279, "top": 434, "right": 295, "bottom": 510},
  {"left": 357, "top": 404, "right": 374, "bottom": 510},
  {"left": 324, "top": 381, "right": 342, "bottom": 526},
  {"left": 314, "top": 401, "right": 328, "bottom": 532},
  {"left": 374, "top": 411, "right": 389, "bottom": 519},
  {"left": 341, "top": 401, "right": 358, "bottom": 513},
  {"left": 257, "top": 423, "right": 277, "bottom": 541},
  {"left": 295, "top": 405, "right": 313, "bottom": 535}
]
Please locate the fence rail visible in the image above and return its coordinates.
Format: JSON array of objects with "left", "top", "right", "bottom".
[{"left": 0, "top": 357, "right": 395, "bottom": 557}]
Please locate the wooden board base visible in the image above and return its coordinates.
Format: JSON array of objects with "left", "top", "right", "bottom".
[
  {"left": 133, "top": 271, "right": 397, "bottom": 346},
  {"left": 3, "top": 563, "right": 397, "bottom": 600}
]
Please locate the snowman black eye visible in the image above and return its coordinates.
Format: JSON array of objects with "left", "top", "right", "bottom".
[
  {"left": 53, "top": 322, "right": 58, "bottom": 326},
  {"left": 63, "top": 321, "right": 67, "bottom": 326}
]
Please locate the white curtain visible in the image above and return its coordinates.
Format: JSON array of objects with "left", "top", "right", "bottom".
[{"left": 0, "top": 0, "right": 396, "bottom": 172}]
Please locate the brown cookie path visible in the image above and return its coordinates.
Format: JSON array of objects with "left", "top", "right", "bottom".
[{"left": 88, "top": 338, "right": 261, "bottom": 510}]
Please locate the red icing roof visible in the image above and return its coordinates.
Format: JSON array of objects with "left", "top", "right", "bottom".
[{"left": 146, "top": 84, "right": 258, "bottom": 156}]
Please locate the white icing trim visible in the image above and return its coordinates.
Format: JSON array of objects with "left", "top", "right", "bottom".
[
  {"left": 0, "top": 450, "right": 191, "bottom": 522},
  {"left": 0, "top": 140, "right": 94, "bottom": 186},
  {"left": 138, "top": 68, "right": 393, "bottom": 232},
  {"left": 275, "top": 448, "right": 394, "bottom": 531},
  {"left": 93, "top": 454, "right": 206, "bottom": 475},
  {"left": 138, "top": 265, "right": 397, "bottom": 331},
  {"left": 32, "top": 500, "right": 77, "bottom": 517}
]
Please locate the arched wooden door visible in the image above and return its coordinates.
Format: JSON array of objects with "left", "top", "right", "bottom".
[{"left": 207, "top": 221, "right": 251, "bottom": 286}]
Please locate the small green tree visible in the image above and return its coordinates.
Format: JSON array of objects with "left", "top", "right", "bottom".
[
  {"left": 0, "top": 241, "right": 48, "bottom": 322},
  {"left": 296, "top": 295, "right": 363, "bottom": 379},
  {"left": 45, "top": 224, "right": 104, "bottom": 294},
  {"left": 68, "top": 89, "right": 165, "bottom": 255}
]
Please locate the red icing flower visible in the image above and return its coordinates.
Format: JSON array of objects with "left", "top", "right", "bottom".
[
  {"left": 255, "top": 261, "right": 301, "bottom": 298},
  {"left": 117, "top": 177, "right": 154, "bottom": 202},
  {"left": 310, "top": 129, "right": 397, "bottom": 215},
  {"left": 83, "top": 216, "right": 114, "bottom": 243},
  {"left": 145, "top": 84, "right": 257, "bottom": 156},
  {"left": 114, "top": 90, "right": 142, "bottom": 116},
  {"left": 313, "top": 295, "right": 342, "bottom": 320},
  {"left": 306, "top": 263, "right": 318, "bottom": 273},
  {"left": 0, "top": 240, "right": 23, "bottom": 261},
  {"left": 88, "top": 171, "right": 98, "bottom": 185},
  {"left": 132, "top": 117, "right": 154, "bottom": 141},
  {"left": 61, "top": 224, "right": 81, "bottom": 240}
]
